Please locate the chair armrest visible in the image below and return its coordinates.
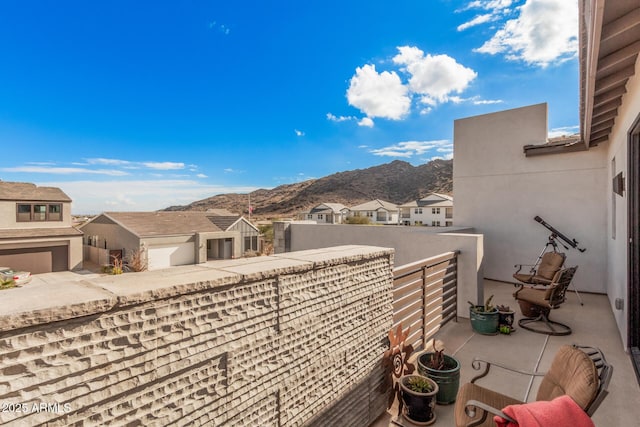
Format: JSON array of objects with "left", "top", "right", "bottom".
[
  {"left": 513, "top": 263, "right": 535, "bottom": 274},
  {"left": 464, "top": 399, "right": 516, "bottom": 427},
  {"left": 470, "top": 358, "right": 545, "bottom": 383}
]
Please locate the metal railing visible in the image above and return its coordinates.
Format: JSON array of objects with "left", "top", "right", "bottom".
[{"left": 392, "top": 251, "right": 459, "bottom": 352}]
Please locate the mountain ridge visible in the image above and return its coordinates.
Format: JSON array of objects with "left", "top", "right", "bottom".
[{"left": 163, "top": 159, "right": 453, "bottom": 218}]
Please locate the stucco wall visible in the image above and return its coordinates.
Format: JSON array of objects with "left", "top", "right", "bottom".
[
  {"left": 0, "top": 245, "right": 393, "bottom": 427},
  {"left": 604, "top": 54, "right": 640, "bottom": 348},
  {"left": 453, "top": 103, "right": 608, "bottom": 294},
  {"left": 274, "top": 222, "right": 483, "bottom": 317}
]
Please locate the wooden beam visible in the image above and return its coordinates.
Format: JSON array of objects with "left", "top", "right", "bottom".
[
  {"left": 589, "top": 134, "right": 609, "bottom": 146},
  {"left": 598, "top": 41, "right": 640, "bottom": 76},
  {"left": 594, "top": 65, "right": 635, "bottom": 95},
  {"left": 601, "top": 7, "right": 640, "bottom": 43},
  {"left": 590, "top": 128, "right": 612, "bottom": 141},
  {"left": 592, "top": 98, "right": 621, "bottom": 118},
  {"left": 594, "top": 85, "right": 627, "bottom": 107},
  {"left": 591, "top": 109, "right": 618, "bottom": 126},
  {"left": 591, "top": 118, "right": 615, "bottom": 133}
]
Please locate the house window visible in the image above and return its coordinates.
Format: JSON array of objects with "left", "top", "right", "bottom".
[
  {"left": 432, "top": 221, "right": 441, "bottom": 226},
  {"left": 244, "top": 236, "right": 258, "bottom": 251},
  {"left": 366, "top": 211, "right": 373, "bottom": 217},
  {"left": 432, "top": 207, "right": 440, "bottom": 214},
  {"left": 318, "top": 214, "right": 324, "bottom": 220},
  {"left": 414, "top": 208, "right": 422, "bottom": 214},
  {"left": 445, "top": 221, "right": 453, "bottom": 227},
  {"left": 414, "top": 220, "right": 422, "bottom": 225},
  {"left": 16, "top": 203, "right": 63, "bottom": 222},
  {"left": 445, "top": 207, "right": 453, "bottom": 219},
  {"left": 307, "top": 214, "right": 313, "bottom": 219}
]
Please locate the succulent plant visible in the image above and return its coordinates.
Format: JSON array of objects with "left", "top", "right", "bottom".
[{"left": 405, "top": 376, "right": 433, "bottom": 393}]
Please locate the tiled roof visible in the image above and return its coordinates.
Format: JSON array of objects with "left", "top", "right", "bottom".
[
  {"left": 0, "top": 182, "right": 72, "bottom": 202},
  {"left": 207, "top": 215, "right": 241, "bottom": 231},
  {"left": 350, "top": 199, "right": 398, "bottom": 211},
  {"left": 99, "top": 212, "right": 227, "bottom": 237}
]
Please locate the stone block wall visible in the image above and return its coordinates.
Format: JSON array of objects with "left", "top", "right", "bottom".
[{"left": 0, "top": 245, "right": 394, "bottom": 426}]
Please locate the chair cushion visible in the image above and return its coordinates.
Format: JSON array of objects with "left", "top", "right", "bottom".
[
  {"left": 455, "top": 382, "right": 523, "bottom": 427},
  {"left": 536, "top": 345, "right": 599, "bottom": 409},
  {"left": 514, "top": 287, "right": 548, "bottom": 306},
  {"left": 536, "top": 252, "right": 565, "bottom": 280}
]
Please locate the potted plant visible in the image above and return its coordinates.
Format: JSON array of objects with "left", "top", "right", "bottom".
[
  {"left": 399, "top": 374, "right": 438, "bottom": 425},
  {"left": 417, "top": 338, "right": 461, "bottom": 405},
  {"left": 497, "top": 304, "right": 516, "bottom": 334},
  {"left": 468, "top": 295, "right": 499, "bottom": 335}
]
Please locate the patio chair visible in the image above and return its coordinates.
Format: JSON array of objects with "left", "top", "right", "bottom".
[
  {"left": 454, "top": 344, "right": 613, "bottom": 427},
  {"left": 514, "top": 266, "right": 577, "bottom": 335},
  {"left": 513, "top": 251, "right": 565, "bottom": 286}
]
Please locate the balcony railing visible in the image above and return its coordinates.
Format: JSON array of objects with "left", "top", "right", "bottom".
[{"left": 392, "top": 251, "right": 459, "bottom": 352}]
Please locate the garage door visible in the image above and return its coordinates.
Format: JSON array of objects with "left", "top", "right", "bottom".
[
  {"left": 148, "top": 243, "right": 195, "bottom": 270},
  {"left": 0, "top": 246, "right": 68, "bottom": 274}
]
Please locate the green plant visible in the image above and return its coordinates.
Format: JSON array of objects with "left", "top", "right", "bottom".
[
  {"left": 345, "top": 216, "right": 371, "bottom": 225},
  {"left": 0, "top": 278, "right": 17, "bottom": 290},
  {"left": 497, "top": 304, "right": 512, "bottom": 312},
  {"left": 468, "top": 294, "right": 496, "bottom": 313},
  {"left": 110, "top": 255, "right": 124, "bottom": 275},
  {"left": 405, "top": 376, "right": 433, "bottom": 393},
  {"left": 425, "top": 338, "right": 446, "bottom": 370}
]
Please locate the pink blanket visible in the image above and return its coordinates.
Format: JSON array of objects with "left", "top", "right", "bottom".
[{"left": 494, "top": 395, "right": 595, "bottom": 427}]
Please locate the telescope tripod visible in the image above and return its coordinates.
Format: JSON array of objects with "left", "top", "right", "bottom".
[{"left": 532, "top": 234, "right": 584, "bottom": 306}]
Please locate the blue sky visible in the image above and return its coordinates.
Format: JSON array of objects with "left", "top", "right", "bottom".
[{"left": 0, "top": 0, "right": 580, "bottom": 214}]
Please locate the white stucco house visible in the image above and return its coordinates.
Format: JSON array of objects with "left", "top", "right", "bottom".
[
  {"left": 301, "top": 203, "right": 349, "bottom": 224},
  {"left": 399, "top": 193, "right": 453, "bottom": 226},
  {"left": 348, "top": 199, "right": 400, "bottom": 225},
  {"left": 453, "top": 0, "right": 640, "bottom": 378}
]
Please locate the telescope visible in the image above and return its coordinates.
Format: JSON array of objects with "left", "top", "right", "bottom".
[{"left": 534, "top": 216, "right": 586, "bottom": 253}]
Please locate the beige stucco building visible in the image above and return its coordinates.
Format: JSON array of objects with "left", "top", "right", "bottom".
[{"left": 0, "top": 182, "right": 83, "bottom": 273}]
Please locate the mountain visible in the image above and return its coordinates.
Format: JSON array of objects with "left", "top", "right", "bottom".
[{"left": 163, "top": 159, "right": 453, "bottom": 218}]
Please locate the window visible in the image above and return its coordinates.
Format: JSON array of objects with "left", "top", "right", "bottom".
[
  {"left": 445, "top": 221, "right": 453, "bottom": 227},
  {"left": 307, "top": 214, "right": 313, "bottom": 219},
  {"left": 366, "top": 211, "right": 373, "bottom": 217},
  {"left": 16, "top": 203, "right": 63, "bottom": 222},
  {"left": 318, "top": 214, "right": 324, "bottom": 220},
  {"left": 414, "top": 208, "right": 422, "bottom": 214},
  {"left": 445, "top": 207, "right": 453, "bottom": 219},
  {"left": 432, "top": 207, "right": 440, "bottom": 215},
  {"left": 432, "top": 221, "right": 441, "bottom": 226}
]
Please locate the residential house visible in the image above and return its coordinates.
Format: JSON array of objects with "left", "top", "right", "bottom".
[
  {"left": 348, "top": 199, "right": 399, "bottom": 225},
  {"left": 399, "top": 193, "right": 453, "bottom": 226},
  {"left": 453, "top": 0, "right": 640, "bottom": 379},
  {"left": 0, "top": 181, "right": 83, "bottom": 273},
  {"left": 301, "top": 203, "right": 349, "bottom": 224},
  {"left": 80, "top": 211, "right": 261, "bottom": 270}
]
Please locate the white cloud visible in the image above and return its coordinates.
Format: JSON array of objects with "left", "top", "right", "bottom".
[
  {"left": 369, "top": 140, "right": 452, "bottom": 158},
  {"left": 459, "top": 0, "right": 514, "bottom": 12},
  {"left": 294, "top": 129, "right": 305, "bottom": 136},
  {"left": 475, "top": 0, "right": 578, "bottom": 67},
  {"left": 393, "top": 46, "right": 477, "bottom": 104},
  {"left": 42, "top": 179, "right": 260, "bottom": 214},
  {"left": 1, "top": 166, "right": 130, "bottom": 176},
  {"left": 142, "top": 161, "right": 185, "bottom": 170},
  {"left": 358, "top": 117, "right": 374, "bottom": 127},
  {"left": 548, "top": 125, "right": 579, "bottom": 138},
  {"left": 346, "top": 64, "right": 411, "bottom": 120},
  {"left": 457, "top": 13, "right": 493, "bottom": 31},
  {"left": 326, "top": 113, "right": 355, "bottom": 122},
  {"left": 196, "top": 173, "right": 208, "bottom": 178}
]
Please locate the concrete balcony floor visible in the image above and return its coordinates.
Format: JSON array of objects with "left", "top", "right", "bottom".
[{"left": 372, "top": 280, "right": 640, "bottom": 426}]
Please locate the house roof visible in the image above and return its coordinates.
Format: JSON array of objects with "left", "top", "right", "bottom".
[
  {"left": 91, "top": 211, "right": 253, "bottom": 238},
  {"left": 580, "top": 1, "right": 640, "bottom": 148},
  {"left": 309, "top": 203, "right": 348, "bottom": 214},
  {"left": 0, "top": 227, "right": 83, "bottom": 240},
  {"left": 350, "top": 199, "right": 398, "bottom": 212},
  {"left": 399, "top": 193, "right": 453, "bottom": 208},
  {"left": 0, "top": 182, "right": 72, "bottom": 202}
]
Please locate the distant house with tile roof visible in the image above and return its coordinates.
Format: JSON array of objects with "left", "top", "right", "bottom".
[
  {"left": 348, "top": 199, "right": 400, "bottom": 225},
  {"left": 80, "top": 211, "right": 261, "bottom": 270},
  {"left": 399, "top": 193, "right": 453, "bottom": 226},
  {"left": 0, "top": 181, "right": 83, "bottom": 273},
  {"left": 300, "top": 203, "right": 349, "bottom": 224}
]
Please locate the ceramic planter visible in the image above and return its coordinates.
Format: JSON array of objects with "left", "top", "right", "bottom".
[
  {"left": 417, "top": 352, "right": 461, "bottom": 405},
  {"left": 399, "top": 375, "right": 439, "bottom": 425},
  {"left": 469, "top": 306, "right": 499, "bottom": 335}
]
